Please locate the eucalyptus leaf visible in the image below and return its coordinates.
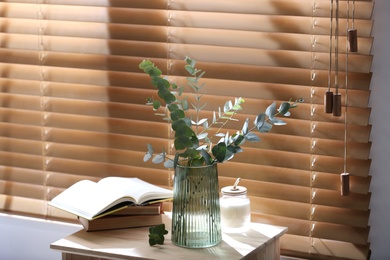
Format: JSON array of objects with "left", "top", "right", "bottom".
[
  {"left": 168, "top": 104, "right": 180, "bottom": 112},
  {"left": 147, "top": 143, "right": 154, "bottom": 154},
  {"left": 197, "top": 144, "right": 208, "bottom": 150},
  {"left": 255, "top": 119, "right": 265, "bottom": 131},
  {"left": 174, "top": 136, "right": 197, "bottom": 150},
  {"left": 178, "top": 86, "right": 184, "bottom": 96},
  {"left": 143, "top": 152, "right": 152, "bottom": 162},
  {"left": 269, "top": 117, "right": 287, "bottom": 125},
  {"left": 242, "top": 118, "right": 249, "bottom": 135},
  {"left": 190, "top": 157, "right": 205, "bottom": 167},
  {"left": 170, "top": 109, "right": 185, "bottom": 121},
  {"left": 139, "top": 60, "right": 162, "bottom": 77},
  {"left": 212, "top": 142, "right": 227, "bottom": 162},
  {"left": 152, "top": 153, "right": 165, "bottom": 164},
  {"left": 164, "top": 160, "right": 175, "bottom": 168},
  {"left": 185, "top": 64, "right": 195, "bottom": 75},
  {"left": 258, "top": 122, "right": 273, "bottom": 133},
  {"left": 144, "top": 144, "right": 154, "bottom": 162},
  {"left": 180, "top": 148, "right": 200, "bottom": 159},
  {"left": 193, "top": 118, "right": 208, "bottom": 125},
  {"left": 172, "top": 118, "right": 192, "bottom": 131},
  {"left": 224, "top": 100, "right": 233, "bottom": 113},
  {"left": 232, "top": 134, "right": 245, "bottom": 146},
  {"left": 197, "top": 132, "right": 208, "bottom": 140},
  {"left": 153, "top": 100, "right": 161, "bottom": 110},
  {"left": 245, "top": 132, "right": 261, "bottom": 142},
  {"left": 203, "top": 119, "right": 209, "bottom": 129},
  {"left": 265, "top": 101, "right": 277, "bottom": 118},
  {"left": 174, "top": 124, "right": 195, "bottom": 138},
  {"left": 181, "top": 99, "right": 189, "bottom": 110},
  {"left": 187, "top": 77, "right": 197, "bottom": 83},
  {"left": 185, "top": 56, "right": 196, "bottom": 67},
  {"left": 197, "top": 71, "right": 206, "bottom": 79},
  {"left": 158, "top": 87, "right": 176, "bottom": 104},
  {"left": 278, "top": 102, "right": 291, "bottom": 115},
  {"left": 146, "top": 97, "right": 153, "bottom": 105},
  {"left": 227, "top": 145, "right": 243, "bottom": 154},
  {"left": 152, "top": 77, "right": 170, "bottom": 89},
  {"left": 255, "top": 112, "right": 266, "bottom": 123}
]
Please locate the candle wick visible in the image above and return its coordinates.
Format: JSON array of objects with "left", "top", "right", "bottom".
[{"left": 233, "top": 178, "right": 241, "bottom": 190}]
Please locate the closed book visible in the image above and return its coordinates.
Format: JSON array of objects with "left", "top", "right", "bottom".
[
  {"left": 78, "top": 214, "right": 163, "bottom": 231},
  {"left": 110, "top": 203, "right": 162, "bottom": 216}
]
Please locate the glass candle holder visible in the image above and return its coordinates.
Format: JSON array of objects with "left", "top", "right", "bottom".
[{"left": 220, "top": 185, "right": 250, "bottom": 233}]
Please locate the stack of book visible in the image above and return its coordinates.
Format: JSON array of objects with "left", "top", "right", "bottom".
[
  {"left": 78, "top": 202, "right": 164, "bottom": 231},
  {"left": 48, "top": 177, "right": 173, "bottom": 232}
]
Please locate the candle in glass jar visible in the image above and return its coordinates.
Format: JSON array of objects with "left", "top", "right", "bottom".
[{"left": 220, "top": 185, "right": 250, "bottom": 233}]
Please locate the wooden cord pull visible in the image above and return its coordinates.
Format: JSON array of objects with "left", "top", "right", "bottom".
[
  {"left": 332, "top": 93, "right": 342, "bottom": 117},
  {"left": 324, "top": 91, "right": 333, "bottom": 113},
  {"left": 340, "top": 173, "right": 350, "bottom": 196},
  {"left": 348, "top": 29, "right": 358, "bottom": 52}
]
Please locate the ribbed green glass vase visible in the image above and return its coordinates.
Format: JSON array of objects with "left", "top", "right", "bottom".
[{"left": 171, "top": 163, "right": 222, "bottom": 248}]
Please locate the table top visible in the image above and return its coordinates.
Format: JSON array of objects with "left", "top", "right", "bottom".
[{"left": 50, "top": 214, "right": 287, "bottom": 260}]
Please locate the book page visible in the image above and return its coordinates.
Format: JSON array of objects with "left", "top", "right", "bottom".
[{"left": 97, "top": 177, "right": 173, "bottom": 204}]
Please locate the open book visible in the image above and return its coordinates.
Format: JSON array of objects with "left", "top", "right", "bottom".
[{"left": 49, "top": 177, "right": 173, "bottom": 220}]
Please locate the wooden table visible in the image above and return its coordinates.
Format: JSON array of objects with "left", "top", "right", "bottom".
[{"left": 51, "top": 214, "right": 287, "bottom": 260}]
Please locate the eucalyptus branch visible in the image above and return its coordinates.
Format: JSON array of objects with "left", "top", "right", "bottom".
[
  {"left": 139, "top": 57, "right": 302, "bottom": 168},
  {"left": 196, "top": 98, "right": 243, "bottom": 150}
]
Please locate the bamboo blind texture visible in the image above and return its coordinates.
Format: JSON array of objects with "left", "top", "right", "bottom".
[{"left": 0, "top": 0, "right": 373, "bottom": 259}]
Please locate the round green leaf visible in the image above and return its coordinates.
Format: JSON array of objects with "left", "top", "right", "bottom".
[
  {"left": 212, "top": 142, "right": 227, "bottom": 162},
  {"left": 152, "top": 100, "right": 161, "bottom": 110},
  {"left": 158, "top": 87, "right": 176, "bottom": 104},
  {"left": 170, "top": 109, "right": 185, "bottom": 121}
]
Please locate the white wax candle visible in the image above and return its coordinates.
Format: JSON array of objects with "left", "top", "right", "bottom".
[{"left": 220, "top": 197, "right": 250, "bottom": 232}]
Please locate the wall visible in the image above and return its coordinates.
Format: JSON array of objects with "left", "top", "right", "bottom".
[
  {"left": 0, "top": 1, "right": 389, "bottom": 259},
  {"left": 368, "top": 0, "right": 390, "bottom": 259}
]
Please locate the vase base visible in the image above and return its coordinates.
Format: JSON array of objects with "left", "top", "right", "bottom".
[{"left": 172, "top": 231, "right": 221, "bottom": 248}]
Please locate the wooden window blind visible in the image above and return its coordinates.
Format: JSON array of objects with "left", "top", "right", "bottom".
[{"left": 0, "top": 0, "right": 373, "bottom": 259}]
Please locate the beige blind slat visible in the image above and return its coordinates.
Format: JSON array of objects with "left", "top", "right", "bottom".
[
  {"left": 166, "top": 77, "right": 370, "bottom": 108},
  {"left": 0, "top": 152, "right": 43, "bottom": 170},
  {"left": 169, "top": 62, "right": 373, "bottom": 90},
  {"left": 281, "top": 234, "right": 370, "bottom": 260},
  {"left": 313, "top": 206, "right": 370, "bottom": 228},
  {"left": 170, "top": 0, "right": 373, "bottom": 19}
]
